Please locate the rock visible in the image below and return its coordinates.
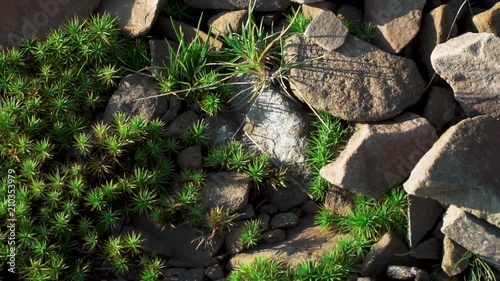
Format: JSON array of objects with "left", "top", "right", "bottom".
[
  {"left": 177, "top": 145, "right": 202, "bottom": 170},
  {"left": 302, "top": 2, "right": 336, "bottom": 18},
  {"left": 164, "top": 268, "right": 187, "bottom": 277},
  {"left": 228, "top": 214, "right": 346, "bottom": 270},
  {"left": 149, "top": 39, "right": 178, "bottom": 78},
  {"left": 262, "top": 229, "right": 287, "bottom": 244},
  {"left": 165, "top": 268, "right": 204, "bottom": 281},
  {"left": 205, "top": 110, "right": 242, "bottom": 147},
  {"left": 364, "top": 0, "right": 427, "bottom": 53},
  {"left": 337, "top": 5, "right": 364, "bottom": 23},
  {"left": 258, "top": 204, "right": 279, "bottom": 216},
  {"left": 208, "top": 10, "right": 248, "bottom": 36},
  {"left": 386, "top": 265, "right": 430, "bottom": 281},
  {"left": 236, "top": 204, "right": 255, "bottom": 220},
  {"left": 415, "top": 5, "right": 457, "bottom": 81},
  {"left": 486, "top": 0, "right": 500, "bottom": 8},
  {"left": 165, "top": 111, "right": 199, "bottom": 137},
  {"left": 270, "top": 212, "right": 299, "bottom": 229},
  {"left": 161, "top": 95, "right": 182, "bottom": 124},
  {"left": 205, "top": 264, "right": 224, "bottom": 280},
  {"left": 121, "top": 225, "right": 172, "bottom": 257},
  {"left": 302, "top": 200, "right": 319, "bottom": 214},
  {"left": 155, "top": 16, "right": 223, "bottom": 51},
  {"left": 200, "top": 172, "right": 251, "bottom": 214},
  {"left": 410, "top": 238, "right": 442, "bottom": 260},
  {"left": 0, "top": 0, "right": 101, "bottom": 48},
  {"left": 421, "top": 87, "right": 457, "bottom": 130},
  {"left": 225, "top": 221, "right": 246, "bottom": 255},
  {"left": 441, "top": 235, "right": 470, "bottom": 276},
  {"left": 304, "top": 10, "right": 349, "bottom": 52},
  {"left": 441, "top": 205, "right": 500, "bottom": 271},
  {"left": 242, "top": 82, "right": 312, "bottom": 211},
  {"left": 98, "top": 0, "right": 163, "bottom": 37},
  {"left": 473, "top": 3, "right": 500, "bottom": 36},
  {"left": 324, "top": 186, "right": 355, "bottom": 215},
  {"left": 321, "top": 113, "right": 437, "bottom": 199},
  {"left": 292, "top": 0, "right": 323, "bottom": 3},
  {"left": 183, "top": 0, "right": 290, "bottom": 11},
  {"left": 103, "top": 74, "right": 167, "bottom": 122},
  {"left": 431, "top": 32, "right": 500, "bottom": 119},
  {"left": 407, "top": 195, "right": 444, "bottom": 248},
  {"left": 404, "top": 116, "right": 500, "bottom": 227},
  {"left": 285, "top": 35, "right": 426, "bottom": 122},
  {"left": 257, "top": 213, "right": 270, "bottom": 232},
  {"left": 359, "top": 232, "right": 414, "bottom": 277}
]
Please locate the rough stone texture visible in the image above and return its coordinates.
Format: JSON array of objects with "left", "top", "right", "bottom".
[
  {"left": 161, "top": 95, "right": 182, "bottom": 124},
  {"left": 165, "top": 268, "right": 204, "bottom": 281},
  {"left": 262, "top": 229, "right": 287, "bottom": 244},
  {"left": 302, "top": 2, "right": 336, "bottom": 18},
  {"left": 431, "top": 32, "right": 500, "bottom": 119},
  {"left": 421, "top": 87, "right": 457, "bottom": 130},
  {"left": 386, "top": 266, "right": 430, "bottom": 281},
  {"left": 228, "top": 215, "right": 346, "bottom": 270},
  {"left": 208, "top": 10, "right": 248, "bottom": 36},
  {"left": 364, "top": 0, "right": 427, "bottom": 53},
  {"left": 0, "top": 0, "right": 101, "bottom": 49},
  {"left": 302, "top": 200, "right": 319, "bottom": 214},
  {"left": 415, "top": 5, "right": 457, "bottom": 81},
  {"left": 236, "top": 204, "right": 255, "bottom": 220},
  {"left": 165, "top": 111, "right": 199, "bottom": 137},
  {"left": 183, "top": 0, "right": 290, "bottom": 11},
  {"left": 441, "top": 235, "right": 470, "bottom": 276},
  {"left": 304, "top": 10, "right": 349, "bottom": 52},
  {"left": 155, "top": 16, "right": 223, "bottom": 51},
  {"left": 321, "top": 113, "right": 437, "bottom": 199},
  {"left": 270, "top": 212, "right": 299, "bottom": 229},
  {"left": 104, "top": 74, "right": 167, "bottom": 122},
  {"left": 205, "top": 111, "right": 242, "bottom": 147},
  {"left": 407, "top": 195, "right": 444, "bottom": 248},
  {"left": 99, "top": 0, "right": 164, "bottom": 37},
  {"left": 285, "top": 34, "right": 426, "bottom": 122},
  {"left": 404, "top": 116, "right": 500, "bottom": 227},
  {"left": 149, "top": 39, "right": 178, "bottom": 78},
  {"left": 200, "top": 172, "right": 251, "bottom": 214},
  {"left": 177, "top": 145, "right": 202, "bottom": 170},
  {"left": 359, "top": 232, "right": 414, "bottom": 277},
  {"left": 242, "top": 83, "right": 312, "bottom": 211},
  {"left": 441, "top": 205, "right": 500, "bottom": 271},
  {"left": 473, "top": 3, "right": 500, "bottom": 36},
  {"left": 410, "top": 238, "right": 442, "bottom": 260},
  {"left": 225, "top": 221, "right": 246, "bottom": 255},
  {"left": 324, "top": 186, "right": 355, "bottom": 216},
  {"left": 205, "top": 264, "right": 224, "bottom": 280}
]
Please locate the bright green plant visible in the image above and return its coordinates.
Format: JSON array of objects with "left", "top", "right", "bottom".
[
  {"left": 229, "top": 256, "right": 287, "bottom": 281},
  {"left": 161, "top": 0, "right": 193, "bottom": 20},
  {"left": 246, "top": 154, "right": 270, "bottom": 186},
  {"left": 182, "top": 119, "right": 209, "bottom": 145},
  {"left": 240, "top": 219, "right": 264, "bottom": 249},
  {"left": 458, "top": 252, "right": 497, "bottom": 281},
  {"left": 284, "top": 7, "right": 312, "bottom": 34},
  {"left": 341, "top": 18, "right": 377, "bottom": 44}
]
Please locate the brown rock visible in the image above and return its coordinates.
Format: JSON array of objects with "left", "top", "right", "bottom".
[
  {"left": 324, "top": 186, "right": 354, "bottom": 216},
  {"left": 473, "top": 2, "right": 500, "bottom": 36},
  {"left": 302, "top": 2, "right": 336, "bottom": 19},
  {"left": 442, "top": 235, "right": 470, "bottom": 276},
  {"left": 304, "top": 10, "right": 349, "bottom": 52},
  {"left": 177, "top": 145, "right": 202, "bottom": 170},
  {"left": 208, "top": 10, "right": 248, "bottom": 36},
  {"left": 200, "top": 172, "right": 251, "bottom": 214}
]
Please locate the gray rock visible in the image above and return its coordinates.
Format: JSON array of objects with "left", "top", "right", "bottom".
[
  {"left": 364, "top": 0, "right": 427, "bottom": 53},
  {"left": 321, "top": 113, "right": 437, "bottom": 199},
  {"left": 161, "top": 95, "right": 182, "bottom": 124},
  {"left": 257, "top": 213, "right": 270, "bottom": 232},
  {"left": 225, "top": 221, "right": 246, "bottom": 255},
  {"left": 302, "top": 200, "right": 319, "bottom": 214},
  {"left": 104, "top": 74, "right": 167, "bottom": 122},
  {"left": 201, "top": 172, "right": 251, "bottom": 214},
  {"left": 441, "top": 205, "right": 500, "bottom": 271},
  {"left": 324, "top": 186, "right": 355, "bottom": 215},
  {"left": 208, "top": 10, "right": 248, "bottom": 36},
  {"left": 164, "top": 268, "right": 187, "bottom": 277},
  {"left": 285, "top": 35, "right": 426, "bottom": 122},
  {"left": 205, "top": 110, "right": 242, "bottom": 147},
  {"left": 183, "top": 0, "right": 291, "bottom": 11},
  {"left": 205, "top": 264, "right": 224, "bottom": 280},
  {"left": 407, "top": 195, "right": 444, "bottom": 248},
  {"left": 431, "top": 33, "right": 500, "bottom": 119},
  {"left": 236, "top": 204, "right": 255, "bottom": 220},
  {"left": 410, "top": 238, "right": 442, "bottom": 260},
  {"left": 386, "top": 265, "right": 430, "bottom": 281},
  {"left": 0, "top": 0, "right": 101, "bottom": 48},
  {"left": 165, "top": 111, "right": 199, "bottom": 137},
  {"left": 441, "top": 235, "right": 470, "bottom": 276},
  {"left": 404, "top": 116, "right": 500, "bottom": 227},
  {"left": 304, "top": 10, "right": 349, "bottom": 52},
  {"left": 99, "top": 0, "right": 164, "bottom": 37},
  {"left": 149, "top": 39, "right": 178, "bottom": 78},
  {"left": 258, "top": 204, "right": 279, "bottom": 216},
  {"left": 177, "top": 145, "right": 202, "bottom": 170},
  {"left": 165, "top": 268, "right": 204, "bottom": 281},
  {"left": 421, "top": 87, "right": 457, "bottom": 130},
  {"left": 270, "top": 212, "right": 299, "bottom": 229},
  {"left": 359, "top": 232, "right": 414, "bottom": 277},
  {"left": 262, "top": 229, "right": 287, "bottom": 244}
]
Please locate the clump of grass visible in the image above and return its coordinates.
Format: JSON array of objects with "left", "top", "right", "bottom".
[
  {"left": 182, "top": 119, "right": 209, "bottom": 145},
  {"left": 458, "top": 252, "right": 497, "bottom": 281},
  {"left": 229, "top": 256, "right": 286, "bottom": 281},
  {"left": 240, "top": 219, "right": 264, "bottom": 249},
  {"left": 161, "top": 0, "right": 193, "bottom": 20},
  {"left": 284, "top": 6, "right": 312, "bottom": 35},
  {"left": 341, "top": 18, "right": 377, "bottom": 44}
]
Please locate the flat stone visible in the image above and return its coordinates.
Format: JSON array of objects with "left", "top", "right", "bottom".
[
  {"left": 270, "top": 212, "right": 299, "bottom": 229},
  {"left": 441, "top": 205, "right": 500, "bottom": 271},
  {"left": 407, "top": 195, "right": 444, "bottom": 248},
  {"left": 473, "top": 3, "right": 500, "bottom": 36},
  {"left": 165, "top": 111, "right": 199, "bottom": 137},
  {"left": 404, "top": 115, "right": 500, "bottom": 227},
  {"left": 364, "top": 0, "right": 427, "bottom": 53},
  {"left": 285, "top": 34, "right": 426, "bottom": 122},
  {"left": 208, "top": 10, "right": 248, "bottom": 36},
  {"left": 321, "top": 113, "right": 437, "bottom": 199},
  {"left": 431, "top": 32, "right": 500, "bottom": 119},
  {"left": 200, "top": 172, "right": 251, "bottom": 214},
  {"left": 441, "top": 235, "right": 470, "bottom": 276},
  {"left": 183, "top": 0, "right": 290, "bottom": 11},
  {"left": 304, "top": 10, "right": 349, "bottom": 52}
]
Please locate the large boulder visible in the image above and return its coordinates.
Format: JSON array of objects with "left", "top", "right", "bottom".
[
  {"left": 0, "top": 0, "right": 101, "bottom": 48},
  {"left": 285, "top": 34, "right": 426, "bottom": 122},
  {"left": 404, "top": 116, "right": 500, "bottom": 227},
  {"left": 431, "top": 33, "right": 500, "bottom": 119},
  {"left": 441, "top": 205, "right": 500, "bottom": 271},
  {"left": 320, "top": 113, "right": 437, "bottom": 199},
  {"left": 364, "top": 0, "right": 427, "bottom": 54},
  {"left": 183, "top": 0, "right": 290, "bottom": 11}
]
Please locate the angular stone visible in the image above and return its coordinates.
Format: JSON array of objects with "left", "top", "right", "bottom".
[
  {"left": 473, "top": 3, "right": 500, "bottom": 36},
  {"left": 364, "top": 0, "right": 427, "bottom": 53},
  {"left": 441, "top": 205, "right": 500, "bottom": 271},
  {"left": 165, "top": 111, "right": 199, "bottom": 137},
  {"left": 421, "top": 87, "right": 457, "bottom": 130},
  {"left": 177, "top": 145, "right": 202, "bottom": 170},
  {"left": 285, "top": 35, "right": 426, "bottom": 122},
  {"left": 225, "top": 221, "right": 246, "bottom": 255},
  {"left": 386, "top": 265, "right": 430, "bottom": 281},
  {"left": 270, "top": 212, "right": 299, "bottom": 229},
  {"left": 302, "top": 200, "right": 319, "bottom": 214},
  {"left": 165, "top": 268, "right": 204, "bottom": 281},
  {"left": 410, "top": 238, "right": 442, "bottom": 260},
  {"left": 321, "top": 113, "right": 437, "bottom": 199},
  {"left": 99, "top": 0, "right": 164, "bottom": 37},
  {"left": 183, "top": 0, "right": 290, "bottom": 11},
  {"left": 431, "top": 33, "right": 500, "bottom": 119},
  {"left": 304, "top": 10, "right": 349, "bottom": 52},
  {"left": 208, "top": 10, "right": 248, "bottom": 36},
  {"left": 205, "top": 110, "right": 242, "bottom": 147},
  {"left": 442, "top": 235, "right": 470, "bottom": 276},
  {"left": 324, "top": 186, "right": 355, "bottom": 216},
  {"left": 236, "top": 204, "right": 255, "bottom": 220},
  {"left": 205, "top": 264, "right": 224, "bottom": 280},
  {"left": 104, "top": 74, "right": 167, "bottom": 122},
  {"left": 302, "top": 2, "right": 336, "bottom": 19},
  {"left": 404, "top": 116, "right": 500, "bottom": 227},
  {"left": 149, "top": 39, "right": 178, "bottom": 78},
  {"left": 262, "top": 229, "right": 286, "bottom": 244},
  {"left": 200, "top": 172, "right": 251, "bottom": 214},
  {"left": 407, "top": 195, "right": 444, "bottom": 248}
]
